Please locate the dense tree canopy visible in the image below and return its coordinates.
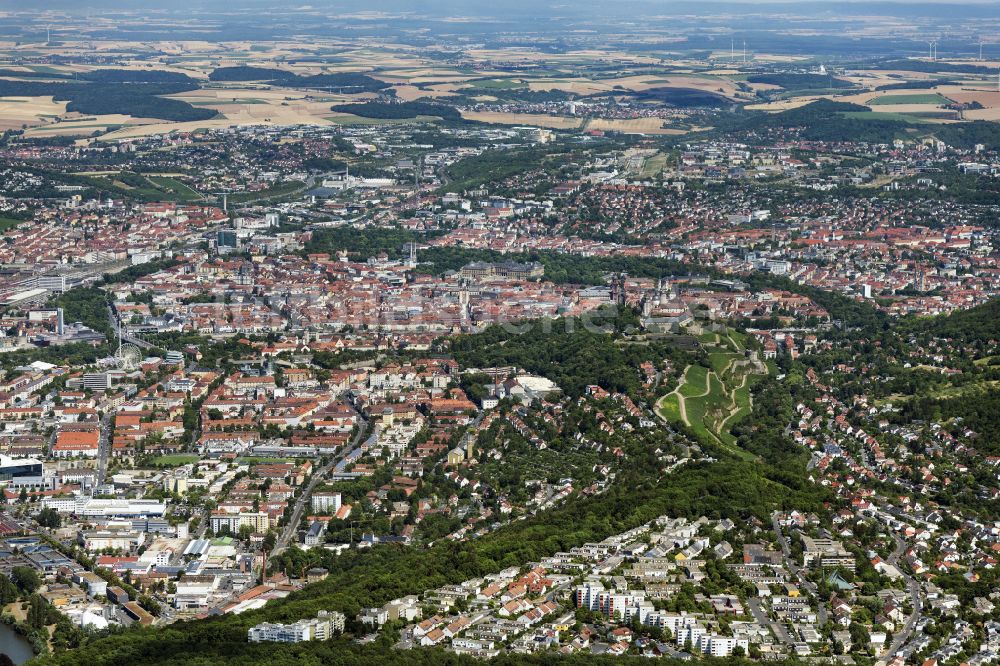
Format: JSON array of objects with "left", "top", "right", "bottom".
[{"left": 0, "top": 79, "right": 215, "bottom": 122}]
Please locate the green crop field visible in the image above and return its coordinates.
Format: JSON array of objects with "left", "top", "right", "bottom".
[
  {"left": 867, "top": 93, "right": 950, "bottom": 106},
  {"left": 469, "top": 78, "right": 525, "bottom": 89}
]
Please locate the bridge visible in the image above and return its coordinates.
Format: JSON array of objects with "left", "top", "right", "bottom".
[{"left": 106, "top": 305, "right": 154, "bottom": 350}]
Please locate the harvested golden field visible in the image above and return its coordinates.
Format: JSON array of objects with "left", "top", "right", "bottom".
[
  {"left": 216, "top": 101, "right": 338, "bottom": 124},
  {"left": 91, "top": 92, "right": 361, "bottom": 140},
  {"left": 83, "top": 62, "right": 212, "bottom": 79},
  {"left": 168, "top": 87, "right": 290, "bottom": 101},
  {"left": 563, "top": 50, "right": 664, "bottom": 64},
  {"left": 168, "top": 87, "right": 362, "bottom": 105},
  {"left": 940, "top": 59, "right": 1000, "bottom": 68},
  {"left": 946, "top": 90, "right": 1000, "bottom": 108},
  {"left": 376, "top": 68, "right": 471, "bottom": 80},
  {"left": 965, "top": 107, "right": 1000, "bottom": 121},
  {"left": 460, "top": 110, "right": 583, "bottom": 129},
  {"left": 394, "top": 85, "right": 459, "bottom": 101},
  {"left": 584, "top": 118, "right": 688, "bottom": 135},
  {"left": 95, "top": 117, "right": 274, "bottom": 141},
  {"left": 463, "top": 48, "right": 563, "bottom": 62},
  {"left": 24, "top": 114, "right": 159, "bottom": 137},
  {"left": 847, "top": 88, "right": 952, "bottom": 103},
  {"left": 0, "top": 96, "right": 67, "bottom": 130},
  {"left": 526, "top": 78, "right": 608, "bottom": 95},
  {"left": 660, "top": 75, "right": 739, "bottom": 96},
  {"left": 595, "top": 74, "right": 672, "bottom": 91},
  {"left": 952, "top": 90, "right": 1000, "bottom": 120},
  {"left": 145, "top": 40, "right": 229, "bottom": 55},
  {"left": 745, "top": 82, "right": 783, "bottom": 93},
  {"left": 463, "top": 48, "right": 662, "bottom": 65},
  {"left": 165, "top": 87, "right": 369, "bottom": 125},
  {"left": 744, "top": 96, "right": 822, "bottom": 112},
  {"left": 840, "top": 70, "right": 936, "bottom": 87},
  {"left": 752, "top": 54, "right": 810, "bottom": 63},
  {"left": 834, "top": 91, "right": 887, "bottom": 105},
  {"left": 526, "top": 74, "right": 740, "bottom": 99},
  {"left": 380, "top": 75, "right": 474, "bottom": 85}
]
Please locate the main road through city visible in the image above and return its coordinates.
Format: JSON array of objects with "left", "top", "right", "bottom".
[{"left": 270, "top": 417, "right": 369, "bottom": 557}]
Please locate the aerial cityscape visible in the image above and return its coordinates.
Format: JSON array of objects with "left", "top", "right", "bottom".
[{"left": 0, "top": 0, "right": 998, "bottom": 665}]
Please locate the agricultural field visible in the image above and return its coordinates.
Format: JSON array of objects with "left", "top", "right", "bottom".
[
  {"left": 745, "top": 96, "right": 824, "bottom": 112},
  {"left": 867, "top": 93, "right": 952, "bottom": 106},
  {"left": 0, "top": 95, "right": 67, "bottom": 129},
  {"left": 522, "top": 74, "right": 741, "bottom": 101},
  {"left": 393, "top": 85, "right": 460, "bottom": 101},
  {"left": 946, "top": 89, "right": 1000, "bottom": 120},
  {"left": 460, "top": 110, "right": 583, "bottom": 129},
  {"left": 464, "top": 78, "right": 525, "bottom": 90},
  {"left": 584, "top": 118, "right": 688, "bottom": 135},
  {"left": 0, "top": 30, "right": 998, "bottom": 143},
  {"left": 23, "top": 114, "right": 159, "bottom": 138},
  {"left": 327, "top": 113, "right": 443, "bottom": 126}
]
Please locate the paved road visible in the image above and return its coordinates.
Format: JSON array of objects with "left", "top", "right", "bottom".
[
  {"left": 772, "top": 513, "right": 828, "bottom": 627},
  {"left": 271, "top": 418, "right": 368, "bottom": 557},
  {"left": 772, "top": 514, "right": 792, "bottom": 557},
  {"left": 748, "top": 597, "right": 797, "bottom": 647},
  {"left": 96, "top": 413, "right": 112, "bottom": 485},
  {"left": 458, "top": 412, "right": 484, "bottom": 453},
  {"left": 887, "top": 533, "right": 922, "bottom": 655},
  {"left": 107, "top": 304, "right": 153, "bottom": 350}
]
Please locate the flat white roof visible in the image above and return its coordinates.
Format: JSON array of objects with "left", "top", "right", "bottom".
[{"left": 0, "top": 455, "right": 42, "bottom": 468}]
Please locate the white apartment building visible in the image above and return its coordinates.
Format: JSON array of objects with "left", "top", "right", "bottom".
[
  {"left": 247, "top": 611, "right": 346, "bottom": 643},
  {"left": 311, "top": 492, "right": 342, "bottom": 514}
]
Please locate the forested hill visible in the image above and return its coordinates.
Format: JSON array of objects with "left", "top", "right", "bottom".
[
  {"left": 448, "top": 307, "right": 695, "bottom": 399},
  {"left": 897, "top": 386, "right": 1000, "bottom": 457},
  {"left": 32, "top": 307, "right": 827, "bottom": 666},
  {"left": 0, "top": 73, "right": 216, "bottom": 122},
  {"left": 904, "top": 297, "right": 1000, "bottom": 343},
  {"left": 33, "top": 459, "right": 823, "bottom": 666},
  {"left": 208, "top": 66, "right": 390, "bottom": 92}
]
